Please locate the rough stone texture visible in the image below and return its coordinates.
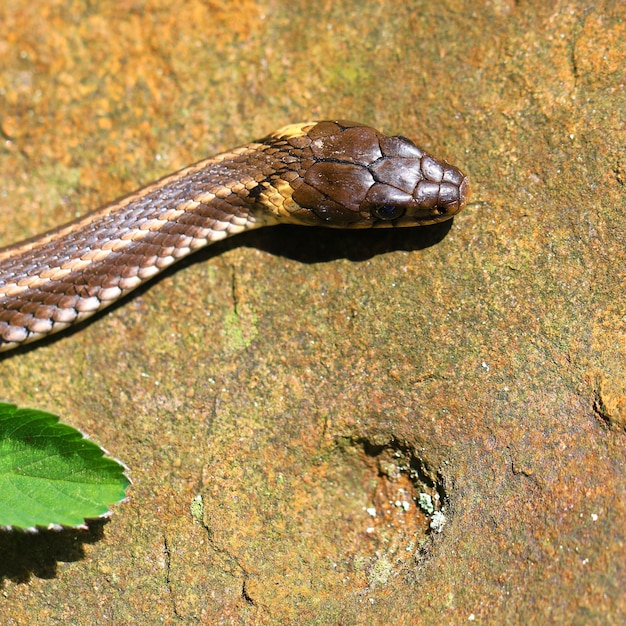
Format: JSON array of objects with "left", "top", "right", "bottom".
[{"left": 0, "top": 1, "right": 624, "bottom": 624}]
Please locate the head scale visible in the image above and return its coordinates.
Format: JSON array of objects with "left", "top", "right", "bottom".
[{"left": 261, "top": 120, "right": 469, "bottom": 228}]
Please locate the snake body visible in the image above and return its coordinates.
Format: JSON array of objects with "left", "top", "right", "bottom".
[{"left": 0, "top": 120, "right": 468, "bottom": 352}]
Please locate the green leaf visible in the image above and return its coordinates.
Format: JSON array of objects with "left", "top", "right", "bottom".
[{"left": 0, "top": 402, "right": 130, "bottom": 530}]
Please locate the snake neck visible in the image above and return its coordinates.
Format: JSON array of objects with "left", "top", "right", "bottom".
[{"left": 0, "top": 145, "right": 287, "bottom": 351}]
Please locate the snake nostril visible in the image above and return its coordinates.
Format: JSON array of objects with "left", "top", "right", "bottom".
[{"left": 459, "top": 176, "right": 470, "bottom": 207}]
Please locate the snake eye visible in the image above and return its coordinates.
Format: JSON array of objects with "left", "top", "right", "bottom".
[{"left": 371, "top": 204, "right": 406, "bottom": 221}]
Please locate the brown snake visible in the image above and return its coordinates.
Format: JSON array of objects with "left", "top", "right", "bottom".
[{"left": 0, "top": 120, "right": 469, "bottom": 352}]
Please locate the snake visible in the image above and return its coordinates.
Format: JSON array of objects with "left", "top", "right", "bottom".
[{"left": 0, "top": 120, "right": 469, "bottom": 352}]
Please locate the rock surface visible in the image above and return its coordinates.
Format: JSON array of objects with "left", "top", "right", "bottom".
[{"left": 0, "top": 1, "right": 624, "bottom": 623}]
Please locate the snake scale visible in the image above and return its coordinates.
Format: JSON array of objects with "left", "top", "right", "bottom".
[{"left": 0, "top": 120, "right": 469, "bottom": 352}]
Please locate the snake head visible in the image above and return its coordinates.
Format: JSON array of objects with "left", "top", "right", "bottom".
[{"left": 273, "top": 120, "right": 469, "bottom": 228}]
